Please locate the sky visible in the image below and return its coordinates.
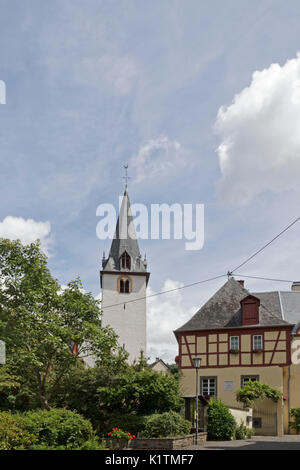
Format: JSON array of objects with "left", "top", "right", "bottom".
[{"left": 1, "top": 0, "right": 300, "bottom": 362}]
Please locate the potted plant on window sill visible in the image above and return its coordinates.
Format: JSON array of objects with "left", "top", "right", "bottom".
[
  {"left": 229, "top": 349, "right": 239, "bottom": 355},
  {"left": 253, "top": 349, "right": 263, "bottom": 353}
]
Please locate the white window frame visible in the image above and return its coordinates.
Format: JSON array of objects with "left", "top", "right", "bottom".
[
  {"left": 253, "top": 335, "right": 263, "bottom": 350},
  {"left": 230, "top": 336, "right": 239, "bottom": 351},
  {"left": 201, "top": 377, "right": 217, "bottom": 397}
]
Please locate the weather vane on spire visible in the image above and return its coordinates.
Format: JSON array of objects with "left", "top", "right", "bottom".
[{"left": 123, "top": 164, "right": 131, "bottom": 189}]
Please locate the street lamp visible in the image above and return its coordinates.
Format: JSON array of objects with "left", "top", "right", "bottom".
[{"left": 192, "top": 357, "right": 202, "bottom": 445}]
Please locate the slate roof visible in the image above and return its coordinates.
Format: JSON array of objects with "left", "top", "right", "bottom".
[
  {"left": 252, "top": 291, "right": 300, "bottom": 325},
  {"left": 102, "top": 188, "right": 148, "bottom": 273},
  {"left": 175, "top": 278, "right": 292, "bottom": 333}
]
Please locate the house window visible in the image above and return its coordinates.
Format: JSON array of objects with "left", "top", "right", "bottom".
[
  {"left": 120, "top": 251, "right": 131, "bottom": 270},
  {"left": 241, "top": 375, "right": 259, "bottom": 388},
  {"left": 200, "top": 377, "right": 217, "bottom": 397},
  {"left": 253, "top": 335, "right": 263, "bottom": 351},
  {"left": 230, "top": 336, "right": 239, "bottom": 351},
  {"left": 119, "top": 278, "right": 130, "bottom": 294},
  {"left": 253, "top": 417, "right": 262, "bottom": 429}
]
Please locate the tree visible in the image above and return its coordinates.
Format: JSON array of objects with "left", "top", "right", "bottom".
[
  {"left": 0, "top": 238, "right": 127, "bottom": 410},
  {"left": 97, "top": 367, "right": 183, "bottom": 415}
]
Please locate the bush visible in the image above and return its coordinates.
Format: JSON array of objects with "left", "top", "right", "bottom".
[
  {"left": 141, "top": 411, "right": 191, "bottom": 438},
  {"left": 98, "top": 413, "right": 147, "bottom": 436},
  {"left": 21, "top": 408, "right": 94, "bottom": 448},
  {"left": 234, "top": 422, "right": 248, "bottom": 440},
  {"left": 31, "top": 437, "right": 107, "bottom": 450},
  {"left": 207, "top": 398, "right": 236, "bottom": 441},
  {"left": 0, "top": 412, "right": 36, "bottom": 450},
  {"left": 290, "top": 408, "right": 300, "bottom": 434}
]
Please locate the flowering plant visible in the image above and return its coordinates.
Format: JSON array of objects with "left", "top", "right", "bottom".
[
  {"left": 253, "top": 349, "right": 263, "bottom": 353},
  {"left": 229, "top": 349, "right": 239, "bottom": 354},
  {"left": 107, "top": 428, "right": 135, "bottom": 440}
]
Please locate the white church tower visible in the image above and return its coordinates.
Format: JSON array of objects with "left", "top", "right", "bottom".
[{"left": 100, "top": 183, "right": 150, "bottom": 364}]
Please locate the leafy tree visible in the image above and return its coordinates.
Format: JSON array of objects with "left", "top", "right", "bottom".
[
  {"left": 0, "top": 238, "right": 127, "bottom": 410},
  {"left": 97, "top": 367, "right": 183, "bottom": 415}
]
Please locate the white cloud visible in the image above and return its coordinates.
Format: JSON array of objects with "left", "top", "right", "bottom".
[
  {"left": 215, "top": 53, "right": 300, "bottom": 205},
  {"left": 0, "top": 216, "right": 53, "bottom": 255},
  {"left": 130, "top": 135, "right": 189, "bottom": 183},
  {"left": 147, "top": 279, "right": 196, "bottom": 363}
]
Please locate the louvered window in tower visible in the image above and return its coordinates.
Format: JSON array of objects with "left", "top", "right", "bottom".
[
  {"left": 120, "top": 251, "right": 131, "bottom": 270},
  {"left": 120, "top": 278, "right": 130, "bottom": 294}
]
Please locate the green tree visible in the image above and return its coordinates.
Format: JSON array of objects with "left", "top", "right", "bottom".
[
  {"left": 97, "top": 367, "right": 183, "bottom": 415},
  {"left": 0, "top": 238, "right": 127, "bottom": 410}
]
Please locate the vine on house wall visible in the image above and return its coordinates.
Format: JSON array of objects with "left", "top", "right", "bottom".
[{"left": 236, "top": 381, "right": 283, "bottom": 407}]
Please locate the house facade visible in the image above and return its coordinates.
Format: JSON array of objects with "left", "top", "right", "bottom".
[{"left": 174, "top": 278, "right": 300, "bottom": 435}]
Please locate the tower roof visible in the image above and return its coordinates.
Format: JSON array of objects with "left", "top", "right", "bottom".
[{"left": 102, "top": 188, "right": 147, "bottom": 273}]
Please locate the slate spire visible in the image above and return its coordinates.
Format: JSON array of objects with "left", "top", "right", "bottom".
[{"left": 102, "top": 187, "right": 147, "bottom": 273}]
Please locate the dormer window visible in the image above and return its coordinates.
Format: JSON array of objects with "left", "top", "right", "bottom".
[
  {"left": 120, "top": 251, "right": 131, "bottom": 270},
  {"left": 241, "top": 295, "right": 260, "bottom": 326}
]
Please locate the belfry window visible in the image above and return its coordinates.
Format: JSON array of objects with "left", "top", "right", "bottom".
[
  {"left": 119, "top": 278, "right": 130, "bottom": 294},
  {"left": 120, "top": 251, "right": 131, "bottom": 270}
]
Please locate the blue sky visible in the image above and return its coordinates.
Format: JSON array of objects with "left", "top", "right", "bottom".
[{"left": 1, "top": 0, "right": 300, "bottom": 361}]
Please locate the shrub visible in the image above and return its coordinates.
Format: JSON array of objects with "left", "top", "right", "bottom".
[
  {"left": 21, "top": 408, "right": 94, "bottom": 448},
  {"left": 31, "top": 437, "right": 108, "bottom": 450},
  {"left": 234, "top": 422, "right": 248, "bottom": 440},
  {"left": 142, "top": 411, "right": 191, "bottom": 438},
  {"left": 207, "top": 398, "right": 236, "bottom": 441},
  {"left": 0, "top": 412, "right": 36, "bottom": 450},
  {"left": 98, "top": 413, "right": 147, "bottom": 435},
  {"left": 290, "top": 408, "right": 300, "bottom": 434}
]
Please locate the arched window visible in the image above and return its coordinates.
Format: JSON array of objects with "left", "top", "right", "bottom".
[
  {"left": 120, "top": 251, "right": 131, "bottom": 270},
  {"left": 119, "top": 277, "right": 131, "bottom": 294}
]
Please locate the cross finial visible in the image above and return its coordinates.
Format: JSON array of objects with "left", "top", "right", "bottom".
[{"left": 123, "top": 164, "right": 131, "bottom": 189}]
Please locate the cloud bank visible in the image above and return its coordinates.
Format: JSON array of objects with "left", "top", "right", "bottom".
[
  {"left": 215, "top": 53, "right": 300, "bottom": 205},
  {"left": 0, "top": 216, "right": 52, "bottom": 255}
]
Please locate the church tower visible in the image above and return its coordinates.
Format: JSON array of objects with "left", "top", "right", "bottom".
[{"left": 100, "top": 186, "right": 150, "bottom": 363}]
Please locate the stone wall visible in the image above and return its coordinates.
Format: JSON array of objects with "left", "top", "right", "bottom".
[
  {"left": 103, "top": 433, "right": 207, "bottom": 450},
  {"left": 130, "top": 433, "right": 207, "bottom": 450}
]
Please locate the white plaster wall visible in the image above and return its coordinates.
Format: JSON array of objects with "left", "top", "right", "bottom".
[{"left": 101, "top": 273, "right": 147, "bottom": 364}]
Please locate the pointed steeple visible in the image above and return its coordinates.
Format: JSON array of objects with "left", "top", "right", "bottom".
[{"left": 102, "top": 188, "right": 147, "bottom": 273}]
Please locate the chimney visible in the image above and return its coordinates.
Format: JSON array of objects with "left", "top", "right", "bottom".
[
  {"left": 238, "top": 280, "right": 245, "bottom": 287},
  {"left": 292, "top": 282, "right": 300, "bottom": 292}
]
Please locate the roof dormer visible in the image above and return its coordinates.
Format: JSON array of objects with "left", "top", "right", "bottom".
[
  {"left": 241, "top": 294, "right": 260, "bottom": 326},
  {"left": 120, "top": 250, "right": 131, "bottom": 270}
]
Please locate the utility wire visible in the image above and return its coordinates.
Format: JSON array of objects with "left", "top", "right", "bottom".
[
  {"left": 230, "top": 215, "right": 300, "bottom": 274},
  {"left": 233, "top": 273, "right": 295, "bottom": 283},
  {"left": 101, "top": 274, "right": 227, "bottom": 310},
  {"left": 100, "top": 216, "right": 300, "bottom": 311}
]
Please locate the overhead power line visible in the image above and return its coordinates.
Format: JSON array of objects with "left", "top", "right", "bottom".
[
  {"left": 100, "top": 215, "right": 300, "bottom": 311},
  {"left": 233, "top": 274, "right": 295, "bottom": 283},
  {"left": 230, "top": 215, "right": 300, "bottom": 274},
  {"left": 101, "top": 274, "right": 227, "bottom": 310}
]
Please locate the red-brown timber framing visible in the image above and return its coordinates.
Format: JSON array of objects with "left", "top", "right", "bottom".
[{"left": 175, "top": 325, "right": 293, "bottom": 369}]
